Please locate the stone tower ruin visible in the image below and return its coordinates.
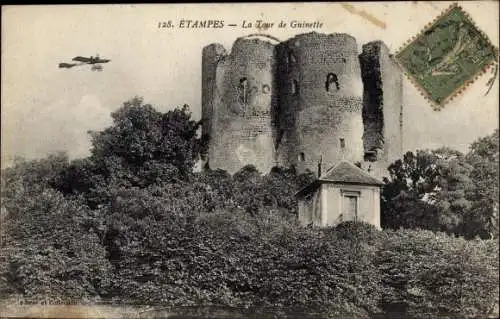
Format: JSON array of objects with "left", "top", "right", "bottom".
[
  {"left": 202, "top": 35, "right": 278, "bottom": 174},
  {"left": 201, "top": 32, "right": 403, "bottom": 179},
  {"left": 276, "top": 33, "right": 365, "bottom": 172},
  {"left": 359, "top": 41, "right": 404, "bottom": 177}
]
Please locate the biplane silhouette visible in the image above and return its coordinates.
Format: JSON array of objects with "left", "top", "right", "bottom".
[{"left": 58, "top": 54, "right": 111, "bottom": 71}]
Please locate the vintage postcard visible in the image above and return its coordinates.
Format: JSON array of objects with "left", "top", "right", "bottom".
[{"left": 1, "top": 2, "right": 499, "bottom": 318}]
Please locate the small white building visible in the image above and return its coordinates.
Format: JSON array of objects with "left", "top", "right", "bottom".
[{"left": 295, "top": 161, "right": 384, "bottom": 228}]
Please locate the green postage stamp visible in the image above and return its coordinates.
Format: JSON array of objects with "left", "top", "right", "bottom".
[{"left": 396, "top": 3, "right": 498, "bottom": 109}]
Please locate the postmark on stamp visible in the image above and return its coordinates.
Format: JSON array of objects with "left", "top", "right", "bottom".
[{"left": 395, "top": 3, "right": 499, "bottom": 109}]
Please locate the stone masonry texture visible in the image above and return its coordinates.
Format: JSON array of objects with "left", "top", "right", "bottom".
[{"left": 201, "top": 33, "right": 403, "bottom": 178}]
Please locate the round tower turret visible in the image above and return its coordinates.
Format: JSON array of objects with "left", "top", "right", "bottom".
[
  {"left": 276, "top": 32, "right": 364, "bottom": 172},
  {"left": 206, "top": 36, "right": 278, "bottom": 174}
]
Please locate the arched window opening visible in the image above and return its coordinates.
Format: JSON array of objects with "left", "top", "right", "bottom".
[
  {"left": 238, "top": 77, "right": 248, "bottom": 104},
  {"left": 291, "top": 79, "right": 299, "bottom": 95},
  {"left": 340, "top": 138, "right": 346, "bottom": 149},
  {"left": 262, "top": 84, "right": 270, "bottom": 94},
  {"left": 326, "top": 73, "right": 340, "bottom": 92},
  {"left": 288, "top": 51, "right": 296, "bottom": 64},
  {"left": 299, "top": 152, "right": 305, "bottom": 162}
]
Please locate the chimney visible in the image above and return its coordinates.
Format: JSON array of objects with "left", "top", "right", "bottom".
[{"left": 317, "top": 155, "right": 323, "bottom": 177}]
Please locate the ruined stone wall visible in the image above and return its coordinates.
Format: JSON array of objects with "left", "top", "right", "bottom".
[
  {"left": 379, "top": 43, "right": 403, "bottom": 164},
  {"left": 360, "top": 42, "right": 384, "bottom": 159},
  {"left": 277, "top": 32, "right": 365, "bottom": 173},
  {"left": 360, "top": 41, "right": 403, "bottom": 176},
  {"left": 202, "top": 33, "right": 403, "bottom": 178},
  {"left": 204, "top": 37, "right": 277, "bottom": 174},
  {"left": 274, "top": 42, "right": 297, "bottom": 168},
  {"left": 201, "top": 44, "right": 227, "bottom": 159}
]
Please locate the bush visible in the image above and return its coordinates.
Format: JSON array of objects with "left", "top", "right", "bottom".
[
  {"left": 1, "top": 122, "right": 498, "bottom": 317},
  {"left": 0, "top": 189, "right": 111, "bottom": 302},
  {"left": 331, "top": 221, "right": 386, "bottom": 245},
  {"left": 2, "top": 157, "right": 498, "bottom": 317},
  {"left": 376, "top": 229, "right": 499, "bottom": 318}
]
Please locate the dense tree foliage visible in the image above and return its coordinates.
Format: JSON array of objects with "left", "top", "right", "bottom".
[
  {"left": 1, "top": 98, "right": 498, "bottom": 317},
  {"left": 377, "top": 229, "right": 498, "bottom": 318},
  {"left": 382, "top": 131, "right": 499, "bottom": 239},
  {"left": 465, "top": 129, "right": 499, "bottom": 239},
  {"left": 55, "top": 97, "right": 203, "bottom": 208},
  {"left": 89, "top": 97, "right": 200, "bottom": 178},
  {"left": 1, "top": 164, "right": 111, "bottom": 301}
]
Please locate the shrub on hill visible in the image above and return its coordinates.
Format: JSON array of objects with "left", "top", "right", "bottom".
[
  {"left": 1, "top": 99, "right": 498, "bottom": 317},
  {"left": 0, "top": 188, "right": 111, "bottom": 302},
  {"left": 377, "top": 229, "right": 499, "bottom": 318}
]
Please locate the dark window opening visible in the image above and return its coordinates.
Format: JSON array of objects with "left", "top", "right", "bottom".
[
  {"left": 262, "top": 84, "right": 270, "bottom": 94},
  {"left": 275, "top": 129, "right": 285, "bottom": 150},
  {"left": 291, "top": 80, "right": 299, "bottom": 95},
  {"left": 400, "top": 109, "right": 403, "bottom": 128},
  {"left": 239, "top": 77, "right": 248, "bottom": 104},
  {"left": 299, "top": 152, "right": 305, "bottom": 162},
  {"left": 364, "top": 151, "right": 376, "bottom": 162},
  {"left": 364, "top": 147, "right": 383, "bottom": 162},
  {"left": 340, "top": 138, "right": 346, "bottom": 149},
  {"left": 278, "top": 129, "right": 285, "bottom": 141},
  {"left": 326, "top": 73, "right": 340, "bottom": 91}
]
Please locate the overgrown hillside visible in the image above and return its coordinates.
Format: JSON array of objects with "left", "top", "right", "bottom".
[{"left": 1, "top": 97, "right": 498, "bottom": 318}]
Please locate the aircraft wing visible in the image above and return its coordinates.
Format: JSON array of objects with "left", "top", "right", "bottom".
[
  {"left": 59, "top": 63, "right": 78, "bottom": 68},
  {"left": 95, "top": 58, "right": 111, "bottom": 64},
  {"left": 72, "top": 56, "right": 92, "bottom": 63}
]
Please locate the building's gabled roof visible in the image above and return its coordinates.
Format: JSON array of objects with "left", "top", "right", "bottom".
[
  {"left": 319, "top": 161, "right": 384, "bottom": 185},
  {"left": 295, "top": 161, "right": 384, "bottom": 198}
]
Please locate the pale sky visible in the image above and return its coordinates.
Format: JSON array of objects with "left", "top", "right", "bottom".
[{"left": 2, "top": 2, "right": 499, "bottom": 168}]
